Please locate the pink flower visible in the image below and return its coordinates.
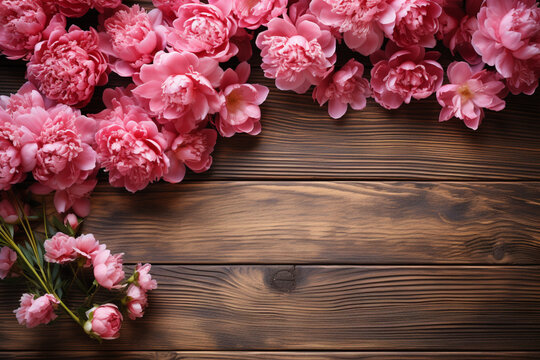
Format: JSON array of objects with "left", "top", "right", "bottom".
[
  {"left": 0, "top": 195, "right": 29, "bottom": 224},
  {"left": 449, "top": 15, "right": 482, "bottom": 65},
  {"left": 27, "top": 25, "right": 109, "bottom": 108},
  {"left": 0, "top": 82, "right": 52, "bottom": 119},
  {"left": 14, "top": 293, "right": 59, "bottom": 328},
  {"left": 313, "top": 59, "right": 371, "bottom": 119},
  {"left": 0, "top": 246, "right": 17, "bottom": 279},
  {"left": 84, "top": 304, "right": 122, "bottom": 340},
  {"left": 437, "top": 61, "right": 506, "bottom": 130},
  {"left": 215, "top": 62, "right": 269, "bottom": 137},
  {"left": 99, "top": 5, "right": 167, "bottom": 77},
  {"left": 370, "top": 42, "right": 444, "bottom": 109},
  {"left": 73, "top": 233, "right": 104, "bottom": 266},
  {"left": 231, "top": 0, "right": 288, "bottom": 30},
  {"left": 152, "top": 0, "right": 197, "bottom": 24},
  {"left": 64, "top": 213, "right": 79, "bottom": 230},
  {"left": 93, "top": 0, "right": 122, "bottom": 13},
  {"left": 506, "top": 58, "right": 540, "bottom": 95},
  {"left": 53, "top": 0, "right": 121, "bottom": 17},
  {"left": 310, "top": 0, "right": 395, "bottom": 56},
  {"left": 44, "top": 232, "right": 77, "bottom": 264},
  {"left": 92, "top": 249, "right": 125, "bottom": 289},
  {"left": 230, "top": 28, "right": 254, "bottom": 62},
  {"left": 472, "top": 0, "right": 539, "bottom": 80},
  {"left": 126, "top": 284, "right": 148, "bottom": 320},
  {"left": 256, "top": 13, "right": 336, "bottom": 94},
  {"left": 53, "top": 178, "right": 98, "bottom": 217},
  {"left": 167, "top": 1, "right": 238, "bottom": 62},
  {"left": 0, "top": 1, "right": 65, "bottom": 60},
  {"left": 134, "top": 263, "right": 158, "bottom": 292},
  {"left": 132, "top": 51, "right": 223, "bottom": 134},
  {"left": 388, "top": 0, "right": 442, "bottom": 48}
]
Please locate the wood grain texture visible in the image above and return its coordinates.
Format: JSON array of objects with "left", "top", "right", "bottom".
[
  {"left": 84, "top": 181, "right": 540, "bottom": 264},
  {"left": 1, "top": 266, "right": 539, "bottom": 351}
]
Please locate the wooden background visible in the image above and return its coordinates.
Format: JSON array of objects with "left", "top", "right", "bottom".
[{"left": 1, "top": 2, "right": 540, "bottom": 358}]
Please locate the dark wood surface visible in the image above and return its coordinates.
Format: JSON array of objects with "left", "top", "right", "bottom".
[{"left": 1, "top": 2, "right": 540, "bottom": 358}]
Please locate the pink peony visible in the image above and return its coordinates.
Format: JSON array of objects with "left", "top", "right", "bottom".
[
  {"left": 215, "top": 62, "right": 269, "bottom": 137},
  {"left": 313, "top": 59, "right": 372, "bottom": 119},
  {"left": 44, "top": 232, "right": 77, "bottom": 264},
  {"left": 27, "top": 25, "right": 109, "bottom": 108},
  {"left": 388, "top": 0, "right": 442, "bottom": 48},
  {"left": 92, "top": 249, "right": 125, "bottom": 289},
  {"left": 0, "top": 246, "right": 17, "bottom": 279},
  {"left": 231, "top": 0, "right": 288, "bottom": 30},
  {"left": 93, "top": 0, "right": 122, "bottom": 13},
  {"left": 0, "top": 82, "right": 52, "bottom": 119},
  {"left": 472, "top": 0, "right": 539, "bottom": 80},
  {"left": 84, "top": 304, "right": 122, "bottom": 340},
  {"left": 370, "top": 42, "right": 444, "bottom": 109},
  {"left": 53, "top": 0, "right": 121, "bottom": 17},
  {"left": 73, "top": 233, "right": 103, "bottom": 266},
  {"left": 230, "top": 28, "right": 254, "bottom": 62},
  {"left": 506, "top": 58, "right": 540, "bottom": 95},
  {"left": 134, "top": 263, "right": 158, "bottom": 292},
  {"left": 125, "top": 284, "right": 148, "bottom": 320},
  {"left": 152, "top": 0, "right": 197, "bottom": 24},
  {"left": 14, "top": 293, "right": 59, "bottom": 328},
  {"left": 256, "top": 13, "right": 337, "bottom": 94},
  {"left": 0, "top": 195, "right": 29, "bottom": 224},
  {"left": 448, "top": 15, "right": 482, "bottom": 65},
  {"left": 167, "top": 1, "right": 238, "bottom": 62},
  {"left": 437, "top": 61, "right": 506, "bottom": 130},
  {"left": 99, "top": 5, "right": 167, "bottom": 77},
  {"left": 310, "top": 0, "right": 396, "bottom": 56},
  {"left": 132, "top": 51, "right": 223, "bottom": 134},
  {"left": 53, "top": 178, "right": 98, "bottom": 217}
]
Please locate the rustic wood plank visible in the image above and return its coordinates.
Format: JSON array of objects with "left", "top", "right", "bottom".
[
  {"left": 1, "top": 266, "right": 539, "bottom": 351},
  {"left": 83, "top": 181, "right": 540, "bottom": 264}
]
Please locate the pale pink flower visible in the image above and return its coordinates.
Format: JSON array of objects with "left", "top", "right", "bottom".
[
  {"left": 448, "top": 15, "right": 482, "bottom": 65},
  {"left": 215, "top": 62, "right": 269, "bottom": 137},
  {"left": 44, "top": 232, "right": 77, "bottom": 264},
  {"left": 134, "top": 263, "right": 158, "bottom": 292},
  {"left": 84, "top": 304, "right": 122, "bottom": 340},
  {"left": 73, "top": 233, "right": 104, "bottom": 267},
  {"left": 437, "top": 61, "right": 506, "bottom": 130},
  {"left": 256, "top": 13, "right": 336, "bottom": 94},
  {"left": 310, "top": 0, "right": 395, "bottom": 56},
  {"left": 388, "top": 0, "right": 442, "bottom": 48},
  {"left": 313, "top": 59, "right": 371, "bottom": 119},
  {"left": 92, "top": 249, "right": 125, "bottom": 289},
  {"left": 230, "top": 28, "right": 254, "bottom": 62},
  {"left": 231, "top": 0, "right": 288, "bottom": 30},
  {"left": 14, "top": 293, "right": 59, "bottom": 328},
  {"left": 64, "top": 213, "right": 79, "bottom": 230},
  {"left": 472, "top": 0, "right": 539, "bottom": 80},
  {"left": 0, "top": 82, "right": 52, "bottom": 119},
  {"left": 132, "top": 51, "right": 223, "bottom": 134},
  {"left": 126, "top": 284, "right": 148, "bottom": 320},
  {"left": 167, "top": 1, "right": 238, "bottom": 62},
  {"left": 27, "top": 25, "right": 109, "bottom": 108},
  {"left": 99, "top": 5, "right": 167, "bottom": 77},
  {"left": 370, "top": 42, "right": 444, "bottom": 109},
  {"left": 0, "top": 195, "right": 29, "bottom": 224},
  {"left": 0, "top": 247, "right": 17, "bottom": 279}
]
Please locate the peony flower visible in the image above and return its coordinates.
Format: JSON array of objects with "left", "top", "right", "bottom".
[
  {"left": 436, "top": 0, "right": 463, "bottom": 42},
  {"left": 14, "top": 293, "right": 59, "bottom": 328},
  {"left": 313, "top": 59, "right": 371, "bottom": 119},
  {"left": 230, "top": 27, "right": 254, "bottom": 62},
  {"left": 0, "top": 82, "right": 52, "bottom": 119},
  {"left": 448, "top": 15, "right": 482, "bottom": 65},
  {"left": 256, "top": 13, "right": 336, "bottom": 94},
  {"left": 125, "top": 284, "right": 148, "bottom": 320},
  {"left": 44, "top": 232, "right": 77, "bottom": 264},
  {"left": 506, "top": 58, "right": 540, "bottom": 95},
  {"left": 99, "top": 5, "right": 167, "bottom": 77},
  {"left": 215, "top": 62, "right": 269, "bottom": 137},
  {"left": 0, "top": 195, "right": 29, "bottom": 224},
  {"left": 132, "top": 51, "right": 223, "bottom": 134},
  {"left": 134, "top": 263, "right": 158, "bottom": 292},
  {"left": 93, "top": 0, "right": 122, "bottom": 13},
  {"left": 27, "top": 25, "right": 109, "bottom": 108},
  {"left": 73, "top": 233, "right": 104, "bottom": 266},
  {"left": 310, "top": 0, "right": 396, "bottom": 56},
  {"left": 437, "top": 61, "right": 506, "bottom": 130},
  {"left": 0, "top": 246, "right": 17, "bottom": 279},
  {"left": 231, "top": 0, "right": 288, "bottom": 30},
  {"left": 52, "top": 0, "right": 121, "bottom": 17},
  {"left": 53, "top": 178, "right": 98, "bottom": 217},
  {"left": 92, "top": 248, "right": 125, "bottom": 289},
  {"left": 84, "top": 304, "right": 122, "bottom": 340},
  {"left": 152, "top": 0, "right": 197, "bottom": 24},
  {"left": 370, "top": 42, "right": 444, "bottom": 109},
  {"left": 388, "top": 0, "right": 442, "bottom": 48}
]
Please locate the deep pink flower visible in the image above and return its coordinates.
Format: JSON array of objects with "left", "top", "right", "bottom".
[
  {"left": 215, "top": 62, "right": 269, "bottom": 137},
  {"left": 231, "top": 0, "right": 288, "bottom": 30},
  {"left": 167, "top": 1, "right": 238, "bottom": 62},
  {"left": 437, "top": 62, "right": 506, "bottom": 130},
  {"left": 14, "top": 293, "right": 59, "bottom": 328},
  {"left": 126, "top": 284, "right": 148, "bottom": 320},
  {"left": 53, "top": 0, "right": 121, "bottom": 17},
  {"left": 132, "top": 51, "right": 223, "bottom": 134},
  {"left": 92, "top": 249, "right": 125, "bottom": 290},
  {"left": 310, "top": 0, "right": 395, "bottom": 56},
  {"left": 230, "top": 28, "right": 254, "bottom": 62},
  {"left": 256, "top": 13, "right": 336, "bottom": 94},
  {"left": 313, "top": 59, "right": 371, "bottom": 119},
  {"left": 73, "top": 233, "right": 104, "bottom": 267},
  {"left": 44, "top": 232, "right": 77, "bottom": 264},
  {"left": 506, "top": 58, "right": 540, "bottom": 95},
  {"left": 85, "top": 304, "right": 122, "bottom": 340},
  {"left": 0, "top": 246, "right": 17, "bottom": 279},
  {"left": 0, "top": 82, "right": 52, "bottom": 119},
  {"left": 134, "top": 263, "right": 158, "bottom": 292},
  {"left": 27, "top": 25, "right": 109, "bottom": 108},
  {"left": 449, "top": 15, "right": 482, "bottom": 65},
  {"left": 370, "top": 42, "right": 444, "bottom": 109},
  {"left": 388, "top": 0, "right": 442, "bottom": 48},
  {"left": 99, "top": 5, "right": 167, "bottom": 77},
  {"left": 436, "top": 0, "right": 463, "bottom": 42},
  {"left": 93, "top": 0, "right": 122, "bottom": 13}
]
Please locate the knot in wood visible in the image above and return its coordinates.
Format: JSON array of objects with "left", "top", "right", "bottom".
[
  {"left": 492, "top": 242, "right": 506, "bottom": 260},
  {"left": 270, "top": 267, "right": 296, "bottom": 293}
]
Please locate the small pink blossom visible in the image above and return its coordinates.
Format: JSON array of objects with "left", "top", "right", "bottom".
[
  {"left": 14, "top": 293, "right": 59, "bottom": 328},
  {"left": 313, "top": 59, "right": 371, "bottom": 119},
  {"left": 73, "top": 233, "right": 104, "bottom": 267},
  {"left": 134, "top": 263, "right": 158, "bottom": 292},
  {"left": 0, "top": 246, "right": 17, "bottom": 279},
  {"left": 53, "top": 178, "right": 98, "bottom": 217},
  {"left": 448, "top": 15, "right": 482, "bottom": 65},
  {"left": 27, "top": 25, "right": 109, "bottom": 108},
  {"left": 215, "top": 62, "right": 269, "bottom": 137},
  {"left": 92, "top": 249, "right": 125, "bottom": 289},
  {"left": 370, "top": 42, "right": 444, "bottom": 109},
  {"left": 85, "top": 304, "right": 122, "bottom": 340},
  {"left": 231, "top": 0, "right": 288, "bottom": 30},
  {"left": 388, "top": 0, "right": 442, "bottom": 48},
  {"left": 256, "top": 13, "right": 336, "bottom": 94},
  {"left": 437, "top": 61, "right": 506, "bottom": 130},
  {"left": 126, "top": 284, "right": 148, "bottom": 320},
  {"left": 64, "top": 213, "right": 79, "bottom": 230},
  {"left": 44, "top": 232, "right": 77, "bottom": 264}
]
